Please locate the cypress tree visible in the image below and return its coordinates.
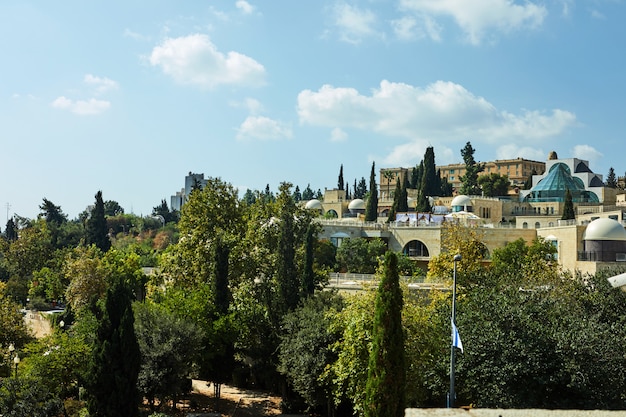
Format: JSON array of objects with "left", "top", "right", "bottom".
[
  {"left": 213, "top": 238, "right": 230, "bottom": 316},
  {"left": 562, "top": 188, "right": 575, "bottom": 220},
  {"left": 338, "top": 164, "right": 344, "bottom": 190},
  {"left": 4, "top": 218, "right": 17, "bottom": 241},
  {"left": 364, "top": 252, "right": 406, "bottom": 417},
  {"left": 86, "top": 191, "right": 111, "bottom": 252},
  {"left": 276, "top": 182, "right": 299, "bottom": 314},
  {"left": 85, "top": 276, "right": 141, "bottom": 417},
  {"left": 301, "top": 222, "right": 316, "bottom": 297},
  {"left": 421, "top": 146, "right": 439, "bottom": 197},
  {"left": 398, "top": 174, "right": 409, "bottom": 212},
  {"left": 365, "top": 162, "right": 378, "bottom": 222},
  {"left": 607, "top": 167, "right": 618, "bottom": 188},
  {"left": 459, "top": 141, "right": 485, "bottom": 195},
  {"left": 387, "top": 180, "right": 401, "bottom": 223}
]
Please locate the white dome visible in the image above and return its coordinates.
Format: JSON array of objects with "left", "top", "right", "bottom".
[
  {"left": 348, "top": 199, "right": 366, "bottom": 210},
  {"left": 583, "top": 218, "right": 626, "bottom": 241},
  {"left": 451, "top": 195, "right": 471, "bottom": 207},
  {"left": 305, "top": 199, "right": 323, "bottom": 210}
]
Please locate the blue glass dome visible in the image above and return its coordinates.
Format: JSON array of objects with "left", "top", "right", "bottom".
[{"left": 524, "top": 163, "right": 599, "bottom": 203}]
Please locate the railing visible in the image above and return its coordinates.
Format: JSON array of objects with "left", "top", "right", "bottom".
[{"left": 327, "top": 272, "right": 448, "bottom": 291}]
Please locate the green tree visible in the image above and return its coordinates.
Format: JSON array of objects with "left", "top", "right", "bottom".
[
  {"left": 4, "top": 218, "right": 17, "bottom": 242},
  {"left": 85, "top": 276, "right": 141, "bottom": 417},
  {"left": 279, "top": 292, "right": 344, "bottom": 414},
  {"left": 606, "top": 167, "right": 618, "bottom": 188},
  {"left": 292, "top": 185, "right": 302, "bottom": 202},
  {"left": 421, "top": 146, "right": 440, "bottom": 197},
  {"left": 355, "top": 177, "right": 368, "bottom": 199},
  {"left": 134, "top": 302, "right": 203, "bottom": 411},
  {"left": 387, "top": 180, "right": 401, "bottom": 223},
  {"left": 338, "top": 164, "right": 344, "bottom": 190},
  {"left": 301, "top": 223, "right": 316, "bottom": 297},
  {"left": 86, "top": 191, "right": 111, "bottom": 252},
  {"left": 458, "top": 142, "right": 484, "bottom": 195},
  {"left": 410, "top": 163, "right": 422, "bottom": 189},
  {"left": 64, "top": 246, "right": 107, "bottom": 314},
  {"left": 477, "top": 173, "right": 510, "bottom": 197},
  {"left": 562, "top": 188, "right": 575, "bottom": 220},
  {"left": 365, "top": 162, "right": 378, "bottom": 222},
  {"left": 104, "top": 200, "right": 124, "bottom": 216},
  {"left": 439, "top": 174, "right": 453, "bottom": 197},
  {"left": 364, "top": 252, "right": 406, "bottom": 417},
  {"left": 524, "top": 168, "right": 537, "bottom": 189},
  {"left": 302, "top": 184, "right": 314, "bottom": 201},
  {"left": 39, "top": 198, "right": 67, "bottom": 225},
  {"left": 152, "top": 199, "right": 179, "bottom": 224},
  {"left": 415, "top": 189, "right": 431, "bottom": 213},
  {"left": 336, "top": 238, "right": 386, "bottom": 274},
  {"left": 276, "top": 182, "right": 299, "bottom": 315}
]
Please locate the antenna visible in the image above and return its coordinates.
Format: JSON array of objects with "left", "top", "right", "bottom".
[{"left": 6, "top": 203, "right": 10, "bottom": 223}]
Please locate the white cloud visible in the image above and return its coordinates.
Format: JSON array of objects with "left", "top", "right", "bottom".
[
  {"left": 590, "top": 9, "right": 606, "bottom": 19},
  {"left": 236, "top": 0, "right": 255, "bottom": 14},
  {"left": 84, "top": 74, "right": 119, "bottom": 94},
  {"left": 399, "top": 0, "right": 547, "bottom": 45},
  {"left": 123, "top": 28, "right": 150, "bottom": 41},
  {"left": 236, "top": 116, "right": 292, "bottom": 141},
  {"left": 332, "top": 3, "right": 382, "bottom": 43},
  {"left": 51, "top": 96, "right": 110, "bottom": 115},
  {"left": 149, "top": 34, "right": 266, "bottom": 88},
  {"left": 330, "top": 127, "right": 348, "bottom": 142},
  {"left": 298, "top": 79, "right": 577, "bottom": 165},
  {"left": 391, "top": 15, "right": 442, "bottom": 41},
  {"left": 571, "top": 144, "right": 603, "bottom": 165},
  {"left": 496, "top": 143, "right": 547, "bottom": 161}
]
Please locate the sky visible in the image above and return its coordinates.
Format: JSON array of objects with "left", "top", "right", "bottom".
[{"left": 2, "top": 0, "right": 626, "bottom": 221}]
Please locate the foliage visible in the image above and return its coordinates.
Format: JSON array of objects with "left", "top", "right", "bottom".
[
  {"left": 278, "top": 292, "right": 344, "bottom": 413},
  {"left": 64, "top": 246, "right": 107, "bottom": 314},
  {"left": 103, "top": 200, "right": 124, "bottom": 216},
  {"left": 335, "top": 238, "right": 386, "bottom": 274},
  {"left": 364, "top": 252, "right": 406, "bottom": 417},
  {"left": 337, "top": 164, "right": 344, "bottom": 190},
  {"left": 561, "top": 188, "right": 575, "bottom": 220},
  {"left": 0, "top": 376, "right": 63, "bottom": 417},
  {"left": 134, "top": 302, "right": 203, "bottom": 410},
  {"left": 477, "top": 173, "right": 510, "bottom": 197},
  {"left": 420, "top": 147, "right": 440, "bottom": 197},
  {"left": 458, "top": 142, "right": 484, "bottom": 195},
  {"left": 85, "top": 276, "right": 140, "bottom": 417},
  {"left": 85, "top": 191, "right": 111, "bottom": 252},
  {"left": 427, "top": 223, "right": 487, "bottom": 281},
  {"left": 354, "top": 177, "right": 367, "bottom": 199},
  {"left": 0, "top": 285, "right": 33, "bottom": 365},
  {"left": 364, "top": 162, "right": 378, "bottom": 222},
  {"left": 606, "top": 167, "right": 618, "bottom": 188},
  {"left": 152, "top": 199, "right": 179, "bottom": 224}
]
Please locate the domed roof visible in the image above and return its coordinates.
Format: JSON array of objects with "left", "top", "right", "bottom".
[
  {"left": 348, "top": 198, "right": 365, "bottom": 210},
  {"left": 304, "top": 199, "right": 323, "bottom": 210},
  {"left": 451, "top": 195, "right": 471, "bottom": 207},
  {"left": 583, "top": 218, "right": 626, "bottom": 241}
]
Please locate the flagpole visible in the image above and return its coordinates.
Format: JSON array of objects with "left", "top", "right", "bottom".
[{"left": 448, "top": 254, "right": 462, "bottom": 408}]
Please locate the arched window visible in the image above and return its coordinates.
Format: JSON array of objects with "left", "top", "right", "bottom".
[{"left": 403, "top": 240, "right": 429, "bottom": 257}]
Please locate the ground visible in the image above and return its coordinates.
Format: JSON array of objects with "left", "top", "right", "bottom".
[{"left": 170, "top": 380, "right": 283, "bottom": 417}]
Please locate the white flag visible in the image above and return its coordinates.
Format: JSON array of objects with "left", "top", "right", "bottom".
[{"left": 452, "top": 321, "right": 463, "bottom": 353}]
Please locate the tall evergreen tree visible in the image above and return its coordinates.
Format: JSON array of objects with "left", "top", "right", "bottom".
[
  {"left": 39, "top": 198, "right": 67, "bottom": 225},
  {"left": 4, "top": 218, "right": 17, "bottom": 241},
  {"left": 345, "top": 182, "right": 350, "bottom": 200},
  {"left": 86, "top": 191, "right": 111, "bottom": 252},
  {"left": 338, "top": 164, "right": 344, "bottom": 190},
  {"left": 397, "top": 174, "right": 409, "bottom": 212},
  {"left": 606, "top": 167, "right": 618, "bottom": 188},
  {"left": 276, "top": 182, "right": 299, "bottom": 314},
  {"left": 365, "top": 162, "right": 378, "bottom": 222},
  {"left": 415, "top": 189, "right": 431, "bottom": 213},
  {"left": 440, "top": 171, "right": 453, "bottom": 196},
  {"left": 293, "top": 185, "right": 302, "bottom": 202},
  {"left": 364, "top": 252, "right": 406, "bottom": 417},
  {"left": 301, "top": 222, "right": 316, "bottom": 297},
  {"left": 302, "top": 184, "right": 314, "bottom": 201},
  {"left": 562, "top": 188, "right": 575, "bottom": 220},
  {"left": 387, "top": 180, "right": 402, "bottom": 223},
  {"left": 213, "top": 238, "right": 230, "bottom": 316},
  {"left": 355, "top": 177, "right": 368, "bottom": 199},
  {"left": 85, "top": 276, "right": 141, "bottom": 417},
  {"left": 410, "top": 164, "right": 422, "bottom": 189},
  {"left": 459, "top": 141, "right": 485, "bottom": 195},
  {"left": 421, "top": 146, "right": 440, "bottom": 197}
]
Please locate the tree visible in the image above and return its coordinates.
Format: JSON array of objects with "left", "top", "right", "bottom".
[
  {"left": 302, "top": 184, "right": 314, "bottom": 201},
  {"left": 4, "top": 218, "right": 17, "bottom": 242},
  {"left": 134, "top": 302, "right": 203, "bottom": 411},
  {"left": 292, "top": 185, "right": 302, "bottom": 202},
  {"left": 421, "top": 147, "right": 440, "bottom": 197},
  {"left": 301, "top": 223, "right": 316, "bottom": 297},
  {"left": 382, "top": 170, "right": 394, "bottom": 200},
  {"left": 365, "top": 162, "right": 378, "bottom": 222},
  {"left": 606, "top": 167, "right": 618, "bottom": 188},
  {"left": 336, "top": 238, "right": 386, "bottom": 274},
  {"left": 524, "top": 168, "right": 537, "bottom": 190},
  {"left": 85, "top": 275, "right": 141, "bottom": 417},
  {"left": 398, "top": 174, "right": 409, "bottom": 212},
  {"left": 103, "top": 200, "right": 124, "bottom": 216},
  {"left": 86, "top": 191, "right": 111, "bottom": 252},
  {"left": 152, "top": 199, "right": 179, "bottom": 224},
  {"left": 415, "top": 189, "right": 431, "bottom": 213},
  {"left": 410, "top": 163, "right": 422, "bottom": 189},
  {"left": 64, "top": 246, "right": 107, "bottom": 314},
  {"left": 338, "top": 164, "right": 344, "bottom": 190},
  {"left": 562, "top": 188, "right": 575, "bottom": 220},
  {"left": 387, "top": 180, "right": 401, "bottom": 223},
  {"left": 279, "top": 292, "right": 344, "bottom": 414},
  {"left": 477, "top": 173, "right": 510, "bottom": 197},
  {"left": 355, "top": 177, "right": 368, "bottom": 199},
  {"left": 364, "top": 252, "right": 406, "bottom": 417},
  {"left": 39, "top": 198, "right": 67, "bottom": 225},
  {"left": 439, "top": 174, "right": 453, "bottom": 197},
  {"left": 276, "top": 182, "right": 299, "bottom": 315},
  {"left": 458, "top": 142, "right": 484, "bottom": 195}
]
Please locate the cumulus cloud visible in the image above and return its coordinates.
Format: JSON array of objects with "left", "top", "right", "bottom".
[
  {"left": 496, "top": 143, "right": 547, "bottom": 161},
  {"left": 332, "top": 3, "right": 382, "bottom": 43},
  {"left": 51, "top": 96, "right": 111, "bottom": 115},
  {"left": 330, "top": 127, "right": 348, "bottom": 142},
  {"left": 391, "top": 15, "right": 442, "bottom": 41},
  {"left": 236, "top": 0, "right": 255, "bottom": 14},
  {"left": 399, "top": 0, "right": 547, "bottom": 44},
  {"left": 298, "top": 79, "right": 577, "bottom": 166},
  {"left": 149, "top": 34, "right": 266, "bottom": 88},
  {"left": 84, "top": 74, "right": 119, "bottom": 94},
  {"left": 236, "top": 116, "right": 292, "bottom": 141},
  {"left": 572, "top": 144, "right": 603, "bottom": 165}
]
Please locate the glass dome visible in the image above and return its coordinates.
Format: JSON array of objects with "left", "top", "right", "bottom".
[{"left": 524, "top": 163, "right": 599, "bottom": 203}]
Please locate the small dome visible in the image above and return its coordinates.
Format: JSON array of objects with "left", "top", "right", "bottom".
[
  {"left": 548, "top": 151, "right": 558, "bottom": 160},
  {"left": 305, "top": 199, "right": 323, "bottom": 210},
  {"left": 348, "top": 199, "right": 366, "bottom": 210},
  {"left": 451, "top": 195, "right": 471, "bottom": 207},
  {"left": 583, "top": 218, "right": 626, "bottom": 241}
]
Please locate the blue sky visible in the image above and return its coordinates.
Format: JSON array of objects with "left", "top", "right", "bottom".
[{"left": 1, "top": 0, "right": 625, "bottom": 220}]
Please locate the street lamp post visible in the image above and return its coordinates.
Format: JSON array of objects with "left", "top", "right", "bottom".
[
  {"left": 448, "top": 254, "right": 462, "bottom": 408},
  {"left": 13, "top": 354, "right": 19, "bottom": 378}
]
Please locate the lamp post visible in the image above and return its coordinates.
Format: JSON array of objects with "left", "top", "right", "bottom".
[
  {"left": 13, "top": 354, "right": 19, "bottom": 378},
  {"left": 448, "top": 254, "right": 462, "bottom": 408},
  {"left": 7, "top": 343, "right": 19, "bottom": 378}
]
